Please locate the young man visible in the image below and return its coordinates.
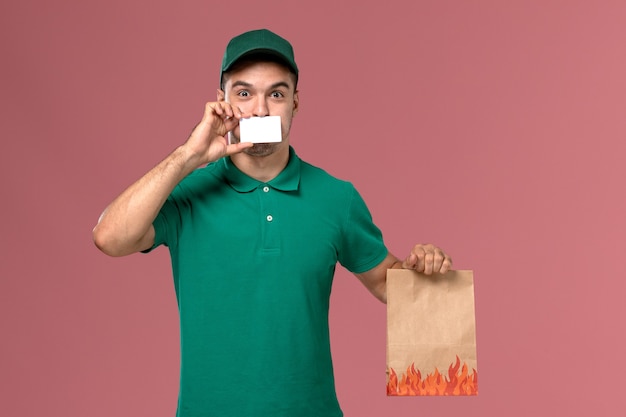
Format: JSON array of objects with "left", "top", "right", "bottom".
[{"left": 93, "top": 29, "right": 452, "bottom": 417}]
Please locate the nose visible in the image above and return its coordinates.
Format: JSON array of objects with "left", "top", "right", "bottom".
[{"left": 252, "top": 97, "right": 269, "bottom": 117}]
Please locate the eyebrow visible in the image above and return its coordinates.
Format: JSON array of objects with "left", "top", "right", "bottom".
[
  {"left": 268, "top": 81, "right": 290, "bottom": 90},
  {"left": 231, "top": 81, "right": 253, "bottom": 88},
  {"left": 230, "top": 81, "right": 291, "bottom": 90}
]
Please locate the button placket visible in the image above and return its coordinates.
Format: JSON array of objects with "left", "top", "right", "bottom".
[
  {"left": 259, "top": 184, "right": 279, "bottom": 250},
  {"left": 262, "top": 184, "right": 272, "bottom": 221}
]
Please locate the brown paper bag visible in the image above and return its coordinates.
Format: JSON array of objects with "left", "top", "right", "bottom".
[{"left": 386, "top": 269, "right": 478, "bottom": 396}]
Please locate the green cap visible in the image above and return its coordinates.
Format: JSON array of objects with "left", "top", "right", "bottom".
[{"left": 220, "top": 29, "right": 298, "bottom": 86}]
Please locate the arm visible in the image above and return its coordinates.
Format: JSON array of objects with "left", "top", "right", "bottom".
[
  {"left": 92, "top": 102, "right": 252, "bottom": 257},
  {"left": 355, "top": 244, "right": 452, "bottom": 303}
]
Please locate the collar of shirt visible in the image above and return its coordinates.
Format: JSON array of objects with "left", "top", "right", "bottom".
[{"left": 222, "top": 146, "right": 301, "bottom": 193}]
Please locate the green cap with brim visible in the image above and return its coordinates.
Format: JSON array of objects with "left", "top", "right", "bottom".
[{"left": 220, "top": 29, "right": 298, "bottom": 86}]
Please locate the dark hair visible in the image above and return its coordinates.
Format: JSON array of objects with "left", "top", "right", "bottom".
[{"left": 220, "top": 52, "right": 298, "bottom": 90}]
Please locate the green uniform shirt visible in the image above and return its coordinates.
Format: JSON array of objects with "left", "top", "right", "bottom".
[{"left": 149, "top": 147, "right": 387, "bottom": 417}]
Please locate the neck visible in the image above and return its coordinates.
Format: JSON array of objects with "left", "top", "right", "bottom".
[{"left": 230, "top": 145, "right": 290, "bottom": 182}]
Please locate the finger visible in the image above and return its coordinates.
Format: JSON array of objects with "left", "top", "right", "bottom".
[
  {"left": 220, "top": 103, "right": 246, "bottom": 119},
  {"left": 226, "top": 103, "right": 244, "bottom": 119},
  {"left": 414, "top": 247, "right": 426, "bottom": 272},
  {"left": 233, "top": 106, "right": 245, "bottom": 119},
  {"left": 223, "top": 115, "right": 240, "bottom": 132},
  {"left": 225, "top": 141, "right": 253, "bottom": 155},
  {"left": 432, "top": 250, "right": 445, "bottom": 273},
  {"left": 423, "top": 251, "right": 434, "bottom": 275},
  {"left": 211, "top": 102, "right": 238, "bottom": 120},
  {"left": 401, "top": 253, "right": 417, "bottom": 269},
  {"left": 207, "top": 102, "right": 224, "bottom": 118},
  {"left": 440, "top": 257, "right": 452, "bottom": 274},
  {"left": 217, "top": 102, "right": 236, "bottom": 120},
  {"left": 223, "top": 105, "right": 234, "bottom": 119}
]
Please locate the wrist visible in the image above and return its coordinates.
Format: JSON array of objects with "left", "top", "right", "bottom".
[{"left": 172, "top": 144, "right": 204, "bottom": 174}]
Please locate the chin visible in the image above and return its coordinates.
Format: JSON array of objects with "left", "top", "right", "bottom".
[{"left": 243, "top": 143, "right": 280, "bottom": 157}]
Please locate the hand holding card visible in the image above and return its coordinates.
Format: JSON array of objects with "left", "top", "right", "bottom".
[{"left": 239, "top": 116, "right": 282, "bottom": 143}]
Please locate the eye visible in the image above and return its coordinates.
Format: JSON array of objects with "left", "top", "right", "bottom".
[
  {"left": 237, "top": 90, "right": 250, "bottom": 97},
  {"left": 270, "top": 91, "right": 284, "bottom": 98}
]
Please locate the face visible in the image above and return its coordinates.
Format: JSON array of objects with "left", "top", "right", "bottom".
[{"left": 219, "top": 61, "right": 299, "bottom": 157}]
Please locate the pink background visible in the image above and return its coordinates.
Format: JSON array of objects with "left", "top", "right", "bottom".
[{"left": 2, "top": 1, "right": 625, "bottom": 416}]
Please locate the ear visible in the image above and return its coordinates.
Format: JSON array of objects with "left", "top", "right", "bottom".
[
  {"left": 217, "top": 89, "right": 225, "bottom": 102},
  {"left": 292, "top": 90, "right": 299, "bottom": 116}
]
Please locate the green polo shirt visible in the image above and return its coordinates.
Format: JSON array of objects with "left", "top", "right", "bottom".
[{"left": 149, "top": 147, "right": 387, "bottom": 417}]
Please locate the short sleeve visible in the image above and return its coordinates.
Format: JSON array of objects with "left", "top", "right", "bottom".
[
  {"left": 141, "top": 191, "right": 183, "bottom": 253},
  {"left": 337, "top": 186, "right": 388, "bottom": 273}
]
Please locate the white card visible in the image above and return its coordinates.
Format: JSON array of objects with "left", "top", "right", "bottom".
[{"left": 239, "top": 116, "right": 282, "bottom": 143}]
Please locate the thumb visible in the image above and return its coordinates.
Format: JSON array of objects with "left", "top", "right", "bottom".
[{"left": 224, "top": 141, "right": 253, "bottom": 156}]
